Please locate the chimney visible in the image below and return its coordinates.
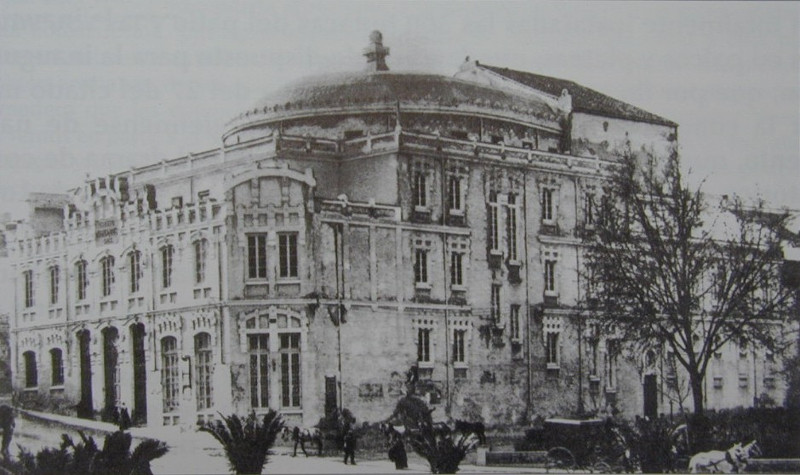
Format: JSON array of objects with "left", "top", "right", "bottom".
[{"left": 363, "top": 30, "right": 390, "bottom": 72}]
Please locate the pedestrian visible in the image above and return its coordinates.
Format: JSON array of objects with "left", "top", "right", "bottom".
[
  {"left": 119, "top": 404, "right": 132, "bottom": 430},
  {"left": 342, "top": 426, "right": 357, "bottom": 465},
  {"left": 387, "top": 431, "right": 407, "bottom": 469},
  {"left": 0, "top": 405, "right": 14, "bottom": 460},
  {"left": 292, "top": 426, "right": 309, "bottom": 457}
]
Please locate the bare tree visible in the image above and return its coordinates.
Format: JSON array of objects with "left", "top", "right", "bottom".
[{"left": 584, "top": 149, "right": 794, "bottom": 414}]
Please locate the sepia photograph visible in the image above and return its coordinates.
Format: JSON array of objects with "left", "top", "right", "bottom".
[{"left": 0, "top": 1, "right": 798, "bottom": 473}]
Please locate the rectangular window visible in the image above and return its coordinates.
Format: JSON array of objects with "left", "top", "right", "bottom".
[
  {"left": 280, "top": 333, "right": 301, "bottom": 408},
  {"left": 585, "top": 194, "right": 595, "bottom": 225},
  {"left": 413, "top": 170, "right": 427, "bottom": 208},
  {"left": 488, "top": 192, "right": 500, "bottom": 251},
  {"left": 278, "top": 233, "right": 298, "bottom": 278},
  {"left": 247, "top": 235, "right": 268, "bottom": 279},
  {"left": 546, "top": 332, "right": 559, "bottom": 366},
  {"left": 23, "top": 270, "right": 34, "bottom": 308},
  {"left": 589, "top": 338, "right": 599, "bottom": 376},
  {"left": 490, "top": 284, "right": 501, "bottom": 322},
  {"left": 417, "top": 328, "right": 431, "bottom": 363},
  {"left": 510, "top": 304, "right": 520, "bottom": 340},
  {"left": 195, "top": 333, "right": 213, "bottom": 410},
  {"left": 453, "top": 329, "right": 466, "bottom": 363},
  {"left": 249, "top": 335, "right": 270, "bottom": 409},
  {"left": 161, "top": 337, "right": 180, "bottom": 413},
  {"left": 506, "top": 194, "right": 518, "bottom": 260},
  {"left": 542, "top": 188, "right": 554, "bottom": 222},
  {"left": 50, "top": 348, "right": 64, "bottom": 386},
  {"left": 161, "top": 246, "right": 174, "bottom": 288},
  {"left": 76, "top": 261, "right": 88, "bottom": 301},
  {"left": 448, "top": 175, "right": 462, "bottom": 212},
  {"left": 607, "top": 339, "right": 619, "bottom": 388},
  {"left": 194, "top": 240, "right": 208, "bottom": 284},
  {"left": 450, "top": 252, "right": 463, "bottom": 286},
  {"left": 414, "top": 249, "right": 428, "bottom": 284},
  {"left": 129, "top": 251, "right": 141, "bottom": 293},
  {"left": 544, "top": 260, "right": 556, "bottom": 292},
  {"left": 49, "top": 266, "right": 59, "bottom": 305},
  {"left": 101, "top": 257, "right": 115, "bottom": 297}
]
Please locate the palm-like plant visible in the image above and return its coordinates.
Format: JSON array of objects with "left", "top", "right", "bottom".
[
  {"left": 0, "top": 430, "right": 168, "bottom": 475},
  {"left": 200, "top": 411, "right": 284, "bottom": 474}
]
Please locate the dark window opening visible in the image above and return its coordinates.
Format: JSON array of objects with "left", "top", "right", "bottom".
[{"left": 344, "top": 130, "right": 365, "bottom": 140}]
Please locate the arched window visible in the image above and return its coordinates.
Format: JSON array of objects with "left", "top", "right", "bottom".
[
  {"left": 161, "top": 246, "right": 174, "bottom": 288},
  {"left": 129, "top": 250, "right": 142, "bottom": 293},
  {"left": 50, "top": 348, "right": 64, "bottom": 386},
  {"left": 101, "top": 256, "right": 115, "bottom": 297},
  {"left": 160, "top": 336, "right": 179, "bottom": 413},
  {"left": 280, "top": 333, "right": 301, "bottom": 408},
  {"left": 23, "top": 351, "right": 37, "bottom": 388},
  {"left": 194, "top": 239, "right": 208, "bottom": 284},
  {"left": 249, "top": 333, "right": 269, "bottom": 409},
  {"left": 195, "top": 333, "right": 213, "bottom": 410},
  {"left": 76, "top": 260, "right": 88, "bottom": 300}
]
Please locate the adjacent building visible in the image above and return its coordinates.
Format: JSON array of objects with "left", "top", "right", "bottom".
[{"left": 3, "top": 32, "right": 789, "bottom": 428}]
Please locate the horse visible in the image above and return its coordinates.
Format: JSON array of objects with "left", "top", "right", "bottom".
[
  {"left": 0, "top": 405, "right": 14, "bottom": 460},
  {"left": 688, "top": 442, "right": 746, "bottom": 473},
  {"left": 454, "top": 420, "right": 486, "bottom": 445},
  {"left": 281, "top": 426, "right": 323, "bottom": 457},
  {"left": 736, "top": 441, "right": 761, "bottom": 471}
]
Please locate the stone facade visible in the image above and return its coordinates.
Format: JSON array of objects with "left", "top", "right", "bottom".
[{"left": 3, "top": 34, "right": 789, "bottom": 429}]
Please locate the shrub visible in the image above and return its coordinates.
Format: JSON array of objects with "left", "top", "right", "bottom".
[
  {"left": 200, "top": 411, "right": 284, "bottom": 474},
  {"left": 0, "top": 430, "right": 168, "bottom": 475}
]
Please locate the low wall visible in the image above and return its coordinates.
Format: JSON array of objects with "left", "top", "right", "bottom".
[
  {"left": 484, "top": 450, "right": 548, "bottom": 466},
  {"left": 746, "top": 459, "right": 800, "bottom": 473}
]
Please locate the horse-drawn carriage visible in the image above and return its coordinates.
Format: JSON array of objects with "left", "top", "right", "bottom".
[{"left": 526, "top": 418, "right": 633, "bottom": 473}]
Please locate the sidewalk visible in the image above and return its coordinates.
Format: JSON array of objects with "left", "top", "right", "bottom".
[{"left": 19, "top": 409, "right": 551, "bottom": 474}]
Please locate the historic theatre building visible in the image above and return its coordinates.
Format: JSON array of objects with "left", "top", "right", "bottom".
[{"left": 4, "top": 32, "right": 788, "bottom": 428}]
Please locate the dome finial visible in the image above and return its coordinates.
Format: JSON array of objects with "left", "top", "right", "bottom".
[{"left": 363, "top": 30, "right": 390, "bottom": 72}]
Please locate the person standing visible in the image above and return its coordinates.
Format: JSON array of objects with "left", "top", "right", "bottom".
[
  {"left": 0, "top": 405, "right": 14, "bottom": 460},
  {"left": 387, "top": 431, "right": 408, "bottom": 469},
  {"left": 342, "top": 426, "right": 357, "bottom": 465}
]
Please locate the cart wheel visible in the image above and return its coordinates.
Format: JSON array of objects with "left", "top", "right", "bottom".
[
  {"left": 545, "top": 446, "right": 576, "bottom": 472},
  {"left": 591, "top": 461, "right": 612, "bottom": 473}
]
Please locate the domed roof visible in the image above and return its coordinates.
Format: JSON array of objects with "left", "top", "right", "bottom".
[{"left": 224, "top": 71, "right": 562, "bottom": 135}]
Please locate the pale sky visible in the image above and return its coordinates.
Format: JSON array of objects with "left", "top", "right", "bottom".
[{"left": 1, "top": 1, "right": 798, "bottom": 219}]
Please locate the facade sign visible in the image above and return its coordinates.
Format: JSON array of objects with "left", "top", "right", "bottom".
[{"left": 95, "top": 218, "right": 118, "bottom": 244}]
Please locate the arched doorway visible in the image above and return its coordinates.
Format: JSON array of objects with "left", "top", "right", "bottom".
[
  {"left": 102, "top": 327, "right": 119, "bottom": 418},
  {"left": 76, "top": 329, "right": 92, "bottom": 419},
  {"left": 130, "top": 323, "right": 147, "bottom": 425}
]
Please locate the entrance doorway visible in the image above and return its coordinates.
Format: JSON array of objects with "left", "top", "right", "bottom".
[
  {"left": 643, "top": 374, "right": 658, "bottom": 419},
  {"left": 325, "top": 376, "right": 337, "bottom": 417},
  {"left": 77, "top": 330, "right": 92, "bottom": 419},
  {"left": 131, "top": 323, "right": 147, "bottom": 425}
]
